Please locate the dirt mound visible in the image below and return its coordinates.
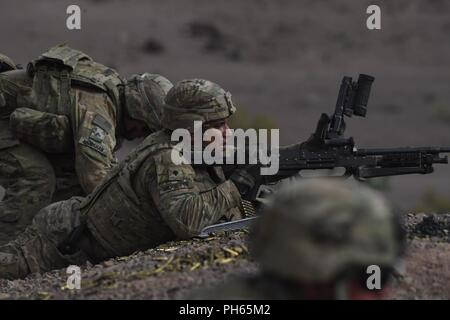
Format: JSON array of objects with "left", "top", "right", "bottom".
[
  {"left": 389, "top": 239, "right": 450, "bottom": 299},
  {"left": 0, "top": 231, "right": 256, "bottom": 300},
  {"left": 1, "top": 223, "right": 450, "bottom": 299},
  {"left": 405, "top": 213, "right": 450, "bottom": 242},
  {"left": 1, "top": 214, "right": 449, "bottom": 299}
]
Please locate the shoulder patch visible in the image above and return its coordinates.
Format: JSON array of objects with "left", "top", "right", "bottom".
[
  {"left": 155, "top": 160, "right": 195, "bottom": 194},
  {"left": 80, "top": 136, "right": 107, "bottom": 156},
  {"left": 89, "top": 126, "right": 106, "bottom": 143},
  {"left": 92, "top": 114, "right": 112, "bottom": 133}
]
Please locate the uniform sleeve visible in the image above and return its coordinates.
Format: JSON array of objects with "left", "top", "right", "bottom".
[
  {"left": 75, "top": 107, "right": 118, "bottom": 194},
  {"left": 150, "top": 149, "right": 243, "bottom": 239}
]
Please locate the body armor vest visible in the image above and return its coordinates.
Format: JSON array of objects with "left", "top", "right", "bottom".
[
  {"left": 80, "top": 130, "right": 228, "bottom": 259},
  {"left": 81, "top": 131, "right": 176, "bottom": 259}
]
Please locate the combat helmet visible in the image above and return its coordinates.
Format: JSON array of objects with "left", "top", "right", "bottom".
[
  {"left": 124, "top": 73, "right": 173, "bottom": 132},
  {"left": 251, "top": 179, "right": 403, "bottom": 283},
  {"left": 161, "top": 79, "right": 236, "bottom": 130},
  {"left": 0, "top": 53, "right": 16, "bottom": 72}
]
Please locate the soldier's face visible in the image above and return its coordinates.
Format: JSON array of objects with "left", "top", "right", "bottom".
[{"left": 201, "top": 119, "right": 231, "bottom": 148}]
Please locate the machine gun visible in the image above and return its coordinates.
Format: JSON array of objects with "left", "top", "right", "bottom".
[
  {"left": 199, "top": 74, "right": 450, "bottom": 237},
  {"left": 246, "top": 74, "right": 450, "bottom": 196}
]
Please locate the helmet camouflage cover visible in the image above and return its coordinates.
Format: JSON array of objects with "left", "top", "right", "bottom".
[
  {"left": 161, "top": 79, "right": 236, "bottom": 130},
  {"left": 124, "top": 73, "right": 173, "bottom": 132},
  {"left": 0, "top": 53, "right": 16, "bottom": 72},
  {"left": 251, "top": 179, "right": 403, "bottom": 283}
]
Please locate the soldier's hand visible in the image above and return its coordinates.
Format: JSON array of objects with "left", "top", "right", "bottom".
[{"left": 229, "top": 165, "right": 260, "bottom": 197}]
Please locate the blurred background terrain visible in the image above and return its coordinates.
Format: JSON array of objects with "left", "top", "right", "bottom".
[{"left": 2, "top": 0, "right": 450, "bottom": 212}]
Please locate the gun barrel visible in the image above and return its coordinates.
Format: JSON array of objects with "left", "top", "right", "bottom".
[{"left": 356, "top": 147, "right": 450, "bottom": 156}]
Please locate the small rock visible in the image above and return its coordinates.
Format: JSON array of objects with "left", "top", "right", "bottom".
[{"left": 102, "top": 261, "right": 114, "bottom": 268}]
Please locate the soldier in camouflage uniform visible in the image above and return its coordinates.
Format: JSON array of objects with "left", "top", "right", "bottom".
[
  {"left": 192, "top": 179, "right": 405, "bottom": 300},
  {"left": 0, "top": 45, "right": 173, "bottom": 244},
  {"left": 0, "top": 55, "right": 56, "bottom": 245},
  {"left": 0, "top": 78, "right": 246, "bottom": 279}
]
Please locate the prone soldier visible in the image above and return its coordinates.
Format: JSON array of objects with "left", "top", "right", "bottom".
[
  {"left": 0, "top": 79, "right": 247, "bottom": 279},
  {"left": 0, "top": 54, "right": 55, "bottom": 244},
  {"left": 0, "top": 46, "right": 173, "bottom": 244}
]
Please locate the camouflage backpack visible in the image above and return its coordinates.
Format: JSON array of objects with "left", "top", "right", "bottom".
[
  {"left": 2, "top": 45, "right": 124, "bottom": 153},
  {"left": 26, "top": 44, "right": 123, "bottom": 115}
]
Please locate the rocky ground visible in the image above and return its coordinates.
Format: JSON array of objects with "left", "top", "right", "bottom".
[
  {"left": 0, "top": 213, "right": 448, "bottom": 300},
  {"left": 391, "top": 213, "right": 450, "bottom": 299}
]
